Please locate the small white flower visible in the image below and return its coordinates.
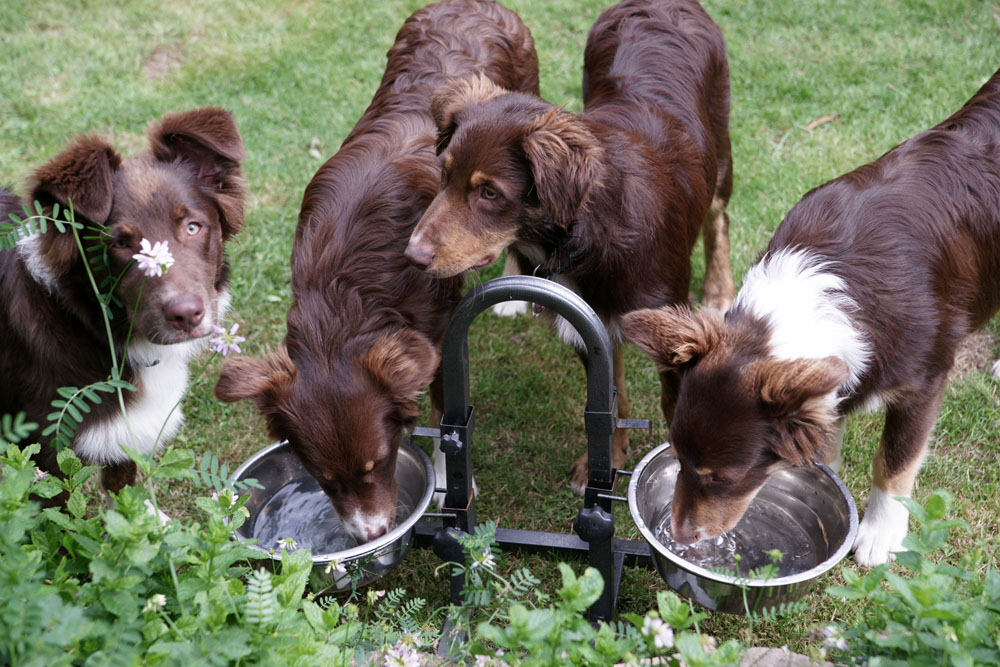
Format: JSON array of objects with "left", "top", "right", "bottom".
[
  {"left": 470, "top": 547, "right": 496, "bottom": 571},
  {"left": 383, "top": 643, "right": 421, "bottom": 667},
  {"left": 143, "top": 594, "right": 167, "bottom": 612},
  {"left": 210, "top": 323, "right": 246, "bottom": 356},
  {"left": 132, "top": 239, "right": 174, "bottom": 278},
  {"left": 821, "top": 625, "right": 849, "bottom": 651},
  {"left": 324, "top": 559, "right": 342, "bottom": 575},
  {"left": 473, "top": 649, "right": 506, "bottom": 666},
  {"left": 276, "top": 537, "right": 297, "bottom": 551},
  {"left": 33, "top": 467, "right": 49, "bottom": 482},
  {"left": 641, "top": 615, "right": 674, "bottom": 650}
]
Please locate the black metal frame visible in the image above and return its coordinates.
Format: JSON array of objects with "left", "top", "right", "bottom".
[{"left": 410, "top": 275, "right": 652, "bottom": 622}]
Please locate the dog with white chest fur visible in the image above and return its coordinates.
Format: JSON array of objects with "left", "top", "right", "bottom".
[
  {"left": 0, "top": 107, "right": 245, "bottom": 496},
  {"left": 622, "top": 68, "right": 1000, "bottom": 566}
]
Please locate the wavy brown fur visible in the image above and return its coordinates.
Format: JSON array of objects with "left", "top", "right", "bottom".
[{"left": 215, "top": 0, "right": 539, "bottom": 542}]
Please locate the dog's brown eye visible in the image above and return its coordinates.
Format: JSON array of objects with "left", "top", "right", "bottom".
[
  {"left": 112, "top": 238, "right": 130, "bottom": 249},
  {"left": 481, "top": 186, "right": 498, "bottom": 200},
  {"left": 186, "top": 222, "right": 202, "bottom": 235}
]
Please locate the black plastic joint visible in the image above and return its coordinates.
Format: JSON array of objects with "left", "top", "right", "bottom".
[
  {"left": 573, "top": 504, "right": 615, "bottom": 544},
  {"left": 433, "top": 527, "right": 469, "bottom": 564}
]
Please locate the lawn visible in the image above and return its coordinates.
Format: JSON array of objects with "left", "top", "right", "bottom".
[{"left": 2, "top": 0, "right": 999, "bottom": 656}]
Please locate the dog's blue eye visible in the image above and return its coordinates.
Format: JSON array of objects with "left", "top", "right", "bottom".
[
  {"left": 481, "top": 186, "right": 498, "bottom": 200},
  {"left": 186, "top": 222, "right": 202, "bottom": 235}
]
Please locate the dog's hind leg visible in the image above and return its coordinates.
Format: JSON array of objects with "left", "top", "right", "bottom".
[
  {"left": 853, "top": 379, "right": 944, "bottom": 566},
  {"left": 700, "top": 194, "right": 736, "bottom": 312},
  {"left": 570, "top": 342, "right": 629, "bottom": 494},
  {"left": 101, "top": 460, "right": 138, "bottom": 494}
]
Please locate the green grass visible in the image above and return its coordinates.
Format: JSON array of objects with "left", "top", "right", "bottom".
[{"left": 3, "top": 0, "right": 999, "bottom": 655}]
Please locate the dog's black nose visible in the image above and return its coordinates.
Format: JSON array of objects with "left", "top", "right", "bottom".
[
  {"left": 404, "top": 243, "right": 435, "bottom": 270},
  {"left": 163, "top": 295, "right": 205, "bottom": 332}
]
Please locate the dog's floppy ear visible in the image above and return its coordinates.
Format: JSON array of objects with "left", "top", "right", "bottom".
[
  {"left": 747, "top": 356, "right": 848, "bottom": 465},
  {"left": 147, "top": 107, "right": 246, "bottom": 239},
  {"left": 364, "top": 329, "right": 440, "bottom": 407},
  {"left": 622, "top": 306, "right": 723, "bottom": 370},
  {"left": 522, "top": 108, "right": 604, "bottom": 227},
  {"left": 29, "top": 135, "right": 122, "bottom": 277},
  {"left": 430, "top": 73, "right": 507, "bottom": 153},
  {"left": 216, "top": 348, "right": 298, "bottom": 440}
]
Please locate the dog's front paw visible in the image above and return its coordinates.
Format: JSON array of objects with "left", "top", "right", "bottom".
[
  {"left": 144, "top": 499, "right": 172, "bottom": 526},
  {"left": 492, "top": 300, "right": 529, "bottom": 318},
  {"left": 852, "top": 488, "right": 909, "bottom": 566}
]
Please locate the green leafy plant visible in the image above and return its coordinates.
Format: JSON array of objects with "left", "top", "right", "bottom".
[
  {"left": 0, "top": 412, "right": 38, "bottom": 444},
  {"left": 0, "top": 442, "right": 433, "bottom": 665},
  {"left": 824, "top": 490, "right": 1000, "bottom": 666}
]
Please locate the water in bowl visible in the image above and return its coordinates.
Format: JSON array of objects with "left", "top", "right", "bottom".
[
  {"left": 653, "top": 494, "right": 821, "bottom": 578},
  {"left": 252, "top": 475, "right": 416, "bottom": 554}
]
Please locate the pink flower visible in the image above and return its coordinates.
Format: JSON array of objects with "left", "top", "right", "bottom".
[
  {"left": 210, "top": 323, "right": 246, "bottom": 356},
  {"left": 132, "top": 239, "right": 174, "bottom": 277}
]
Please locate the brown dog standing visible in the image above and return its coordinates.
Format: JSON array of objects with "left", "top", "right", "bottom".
[
  {"left": 622, "top": 69, "right": 1000, "bottom": 565},
  {"left": 215, "top": 0, "right": 538, "bottom": 542},
  {"left": 0, "top": 108, "right": 246, "bottom": 492},
  {"left": 405, "top": 0, "right": 735, "bottom": 493}
]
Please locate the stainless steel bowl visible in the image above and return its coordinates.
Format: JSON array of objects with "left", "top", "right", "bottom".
[
  {"left": 628, "top": 442, "right": 858, "bottom": 614},
  {"left": 230, "top": 439, "right": 434, "bottom": 592}
]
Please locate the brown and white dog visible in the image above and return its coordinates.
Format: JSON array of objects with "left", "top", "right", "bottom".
[
  {"left": 622, "top": 69, "right": 1000, "bottom": 566},
  {"left": 404, "top": 0, "right": 735, "bottom": 493},
  {"left": 0, "top": 107, "right": 246, "bottom": 493},
  {"left": 214, "top": 0, "right": 538, "bottom": 543}
]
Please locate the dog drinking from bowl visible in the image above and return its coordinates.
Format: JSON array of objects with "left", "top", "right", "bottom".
[
  {"left": 404, "top": 0, "right": 736, "bottom": 494},
  {"left": 622, "top": 68, "right": 1000, "bottom": 566},
  {"left": 0, "top": 107, "right": 246, "bottom": 494},
  {"left": 214, "top": 0, "right": 539, "bottom": 543}
]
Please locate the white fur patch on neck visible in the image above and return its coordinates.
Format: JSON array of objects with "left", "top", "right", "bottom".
[
  {"left": 73, "top": 337, "right": 204, "bottom": 465},
  {"left": 16, "top": 232, "right": 59, "bottom": 292},
  {"left": 734, "top": 248, "right": 870, "bottom": 391}
]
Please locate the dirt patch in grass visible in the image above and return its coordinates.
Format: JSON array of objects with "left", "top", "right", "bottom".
[
  {"left": 950, "top": 329, "right": 996, "bottom": 380},
  {"left": 143, "top": 43, "right": 183, "bottom": 80}
]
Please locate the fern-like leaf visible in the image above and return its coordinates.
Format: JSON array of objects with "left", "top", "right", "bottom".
[
  {"left": 747, "top": 600, "right": 809, "bottom": 622},
  {"left": 245, "top": 568, "right": 278, "bottom": 630},
  {"left": 44, "top": 381, "right": 131, "bottom": 451},
  {"left": 1, "top": 412, "right": 39, "bottom": 444}
]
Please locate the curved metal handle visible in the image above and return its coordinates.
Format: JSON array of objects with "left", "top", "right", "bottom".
[{"left": 441, "top": 275, "right": 614, "bottom": 424}]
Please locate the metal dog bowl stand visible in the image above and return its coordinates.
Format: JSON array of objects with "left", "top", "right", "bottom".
[{"left": 410, "top": 275, "right": 654, "bottom": 623}]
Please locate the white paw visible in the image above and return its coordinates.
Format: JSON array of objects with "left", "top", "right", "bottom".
[
  {"left": 431, "top": 441, "right": 477, "bottom": 509},
  {"left": 852, "top": 488, "right": 908, "bottom": 566},
  {"left": 492, "top": 300, "right": 529, "bottom": 318},
  {"left": 144, "top": 499, "right": 172, "bottom": 526},
  {"left": 992, "top": 359, "right": 1000, "bottom": 379}
]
